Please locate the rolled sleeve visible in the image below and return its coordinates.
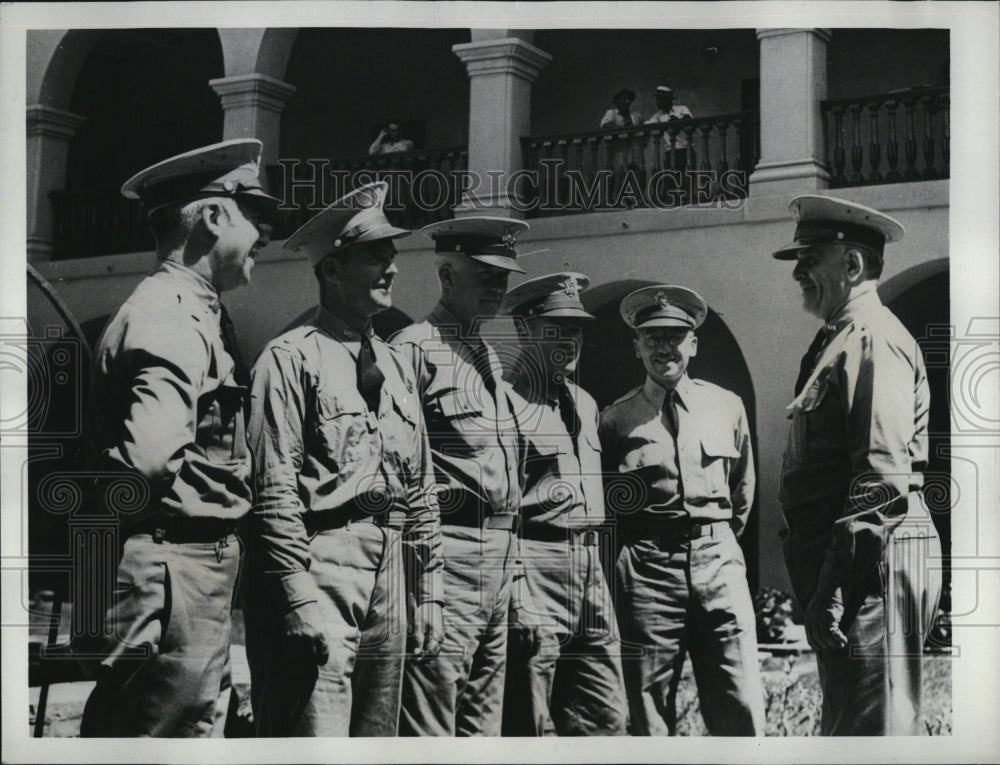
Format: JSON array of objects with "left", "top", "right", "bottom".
[{"left": 730, "top": 398, "right": 756, "bottom": 539}]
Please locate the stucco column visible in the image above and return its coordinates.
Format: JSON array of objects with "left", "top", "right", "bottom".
[
  {"left": 209, "top": 74, "right": 296, "bottom": 170},
  {"left": 452, "top": 37, "right": 551, "bottom": 215},
  {"left": 749, "top": 28, "right": 832, "bottom": 201},
  {"left": 26, "top": 105, "right": 86, "bottom": 262}
]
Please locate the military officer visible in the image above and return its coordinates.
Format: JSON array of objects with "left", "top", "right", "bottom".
[
  {"left": 774, "top": 195, "right": 942, "bottom": 735},
  {"left": 392, "top": 216, "right": 528, "bottom": 736},
  {"left": 599, "top": 285, "right": 765, "bottom": 736},
  {"left": 242, "top": 182, "right": 443, "bottom": 736},
  {"left": 500, "top": 273, "right": 627, "bottom": 736},
  {"left": 80, "top": 139, "right": 279, "bottom": 736}
]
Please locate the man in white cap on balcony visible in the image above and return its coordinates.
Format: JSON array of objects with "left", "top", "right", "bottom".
[
  {"left": 645, "top": 86, "right": 695, "bottom": 198},
  {"left": 499, "top": 273, "right": 627, "bottom": 736},
  {"left": 598, "top": 285, "right": 764, "bottom": 736},
  {"left": 774, "top": 194, "right": 942, "bottom": 735},
  {"left": 392, "top": 216, "right": 530, "bottom": 736},
  {"left": 241, "top": 182, "right": 443, "bottom": 736},
  {"left": 80, "top": 139, "right": 279, "bottom": 736}
]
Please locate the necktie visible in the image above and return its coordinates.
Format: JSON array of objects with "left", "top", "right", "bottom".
[
  {"left": 357, "top": 333, "right": 384, "bottom": 414},
  {"left": 619, "top": 111, "right": 633, "bottom": 126},
  {"left": 794, "top": 328, "right": 829, "bottom": 397},
  {"left": 557, "top": 383, "right": 581, "bottom": 458},
  {"left": 662, "top": 387, "right": 680, "bottom": 437},
  {"left": 471, "top": 340, "right": 497, "bottom": 397},
  {"left": 218, "top": 303, "right": 250, "bottom": 388}
]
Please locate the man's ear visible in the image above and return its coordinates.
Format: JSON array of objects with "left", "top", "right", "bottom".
[
  {"left": 200, "top": 201, "right": 228, "bottom": 237},
  {"left": 689, "top": 333, "right": 698, "bottom": 358},
  {"left": 438, "top": 262, "right": 453, "bottom": 292},
  {"left": 320, "top": 256, "right": 341, "bottom": 285},
  {"left": 633, "top": 337, "right": 642, "bottom": 359},
  {"left": 845, "top": 248, "right": 865, "bottom": 283}
]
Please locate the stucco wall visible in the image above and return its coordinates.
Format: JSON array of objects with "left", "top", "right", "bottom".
[{"left": 35, "top": 180, "right": 948, "bottom": 592}]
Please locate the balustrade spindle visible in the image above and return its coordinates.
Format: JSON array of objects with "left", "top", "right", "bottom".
[
  {"left": 716, "top": 120, "right": 730, "bottom": 176},
  {"left": 885, "top": 100, "right": 900, "bottom": 181},
  {"left": 589, "top": 136, "right": 600, "bottom": 185},
  {"left": 651, "top": 128, "right": 663, "bottom": 173},
  {"left": 831, "top": 107, "right": 847, "bottom": 184},
  {"left": 941, "top": 97, "right": 950, "bottom": 172},
  {"left": 903, "top": 96, "right": 919, "bottom": 179},
  {"left": 922, "top": 94, "right": 938, "bottom": 178},
  {"left": 849, "top": 104, "right": 865, "bottom": 184},
  {"left": 868, "top": 101, "right": 882, "bottom": 181}
]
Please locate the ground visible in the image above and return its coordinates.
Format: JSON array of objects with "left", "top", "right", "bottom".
[{"left": 28, "top": 649, "right": 952, "bottom": 737}]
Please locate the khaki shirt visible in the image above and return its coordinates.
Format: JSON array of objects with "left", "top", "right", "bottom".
[
  {"left": 85, "top": 260, "right": 252, "bottom": 521},
  {"left": 507, "top": 377, "right": 606, "bottom": 531},
  {"left": 247, "top": 307, "right": 442, "bottom": 609},
  {"left": 391, "top": 302, "right": 521, "bottom": 525},
  {"left": 599, "top": 374, "right": 755, "bottom": 536},
  {"left": 780, "top": 284, "right": 929, "bottom": 593}
]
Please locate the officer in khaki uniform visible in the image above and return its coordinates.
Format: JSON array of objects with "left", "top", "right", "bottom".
[
  {"left": 392, "top": 216, "right": 527, "bottom": 736},
  {"left": 80, "top": 140, "right": 279, "bottom": 736},
  {"left": 599, "top": 285, "right": 765, "bottom": 736},
  {"left": 242, "top": 183, "right": 443, "bottom": 736},
  {"left": 500, "top": 273, "right": 627, "bottom": 737},
  {"left": 774, "top": 195, "right": 942, "bottom": 735}
]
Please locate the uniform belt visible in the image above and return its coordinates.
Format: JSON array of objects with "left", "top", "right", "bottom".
[
  {"left": 443, "top": 511, "right": 519, "bottom": 532},
  {"left": 521, "top": 524, "right": 600, "bottom": 546},
  {"left": 624, "top": 519, "right": 727, "bottom": 545},
  {"left": 304, "top": 508, "right": 407, "bottom": 536},
  {"left": 130, "top": 515, "right": 238, "bottom": 544}
]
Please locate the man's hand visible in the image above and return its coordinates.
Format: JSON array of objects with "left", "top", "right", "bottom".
[
  {"left": 407, "top": 594, "right": 444, "bottom": 657},
  {"left": 805, "top": 587, "right": 849, "bottom": 651},
  {"left": 281, "top": 601, "right": 330, "bottom": 666}
]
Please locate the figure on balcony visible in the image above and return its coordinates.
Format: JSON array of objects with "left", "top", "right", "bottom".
[
  {"left": 773, "top": 195, "right": 943, "bottom": 735},
  {"left": 600, "top": 87, "right": 643, "bottom": 128},
  {"left": 240, "top": 182, "right": 443, "bottom": 736},
  {"left": 598, "top": 285, "right": 765, "bottom": 737},
  {"left": 499, "top": 272, "right": 627, "bottom": 737},
  {"left": 78, "top": 139, "right": 281, "bottom": 737},
  {"left": 645, "top": 85, "right": 695, "bottom": 199},
  {"left": 600, "top": 88, "right": 645, "bottom": 201},
  {"left": 369, "top": 118, "right": 415, "bottom": 155}
]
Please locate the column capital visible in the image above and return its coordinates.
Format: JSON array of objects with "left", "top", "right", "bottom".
[
  {"left": 452, "top": 38, "right": 552, "bottom": 82},
  {"left": 26, "top": 105, "right": 86, "bottom": 140},
  {"left": 209, "top": 73, "right": 297, "bottom": 114},
  {"left": 756, "top": 28, "right": 832, "bottom": 43}
]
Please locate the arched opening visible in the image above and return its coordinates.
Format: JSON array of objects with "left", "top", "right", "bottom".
[
  {"left": 55, "top": 29, "right": 225, "bottom": 259},
  {"left": 579, "top": 279, "right": 760, "bottom": 591},
  {"left": 881, "top": 262, "right": 951, "bottom": 624}
]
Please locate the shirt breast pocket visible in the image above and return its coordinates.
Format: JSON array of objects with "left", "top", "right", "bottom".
[
  {"left": 788, "top": 377, "right": 830, "bottom": 464},
  {"left": 197, "top": 383, "right": 248, "bottom": 464},
  {"left": 699, "top": 427, "right": 740, "bottom": 498},
  {"left": 434, "top": 390, "right": 490, "bottom": 452},
  {"left": 383, "top": 391, "right": 420, "bottom": 471},
  {"left": 315, "top": 392, "right": 377, "bottom": 468}
]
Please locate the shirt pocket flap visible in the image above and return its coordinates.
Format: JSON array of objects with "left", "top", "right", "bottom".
[
  {"left": 317, "top": 392, "right": 372, "bottom": 429},
  {"left": 582, "top": 427, "right": 603, "bottom": 453},
  {"left": 438, "top": 390, "right": 484, "bottom": 420},
  {"left": 388, "top": 391, "right": 419, "bottom": 427},
  {"left": 529, "top": 437, "right": 560, "bottom": 457},
  {"left": 700, "top": 426, "right": 740, "bottom": 459}
]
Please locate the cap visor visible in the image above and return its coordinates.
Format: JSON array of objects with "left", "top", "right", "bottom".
[
  {"left": 237, "top": 190, "right": 287, "bottom": 226},
  {"left": 772, "top": 242, "right": 810, "bottom": 260},
  {"left": 470, "top": 254, "right": 527, "bottom": 274},
  {"left": 356, "top": 222, "right": 412, "bottom": 243},
  {"left": 636, "top": 317, "right": 694, "bottom": 329},
  {"left": 541, "top": 307, "right": 595, "bottom": 320}
]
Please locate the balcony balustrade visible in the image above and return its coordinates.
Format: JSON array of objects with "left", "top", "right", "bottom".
[
  {"left": 520, "top": 111, "right": 760, "bottom": 217},
  {"left": 822, "top": 86, "right": 949, "bottom": 187},
  {"left": 267, "top": 145, "right": 468, "bottom": 237},
  {"left": 49, "top": 185, "right": 154, "bottom": 260}
]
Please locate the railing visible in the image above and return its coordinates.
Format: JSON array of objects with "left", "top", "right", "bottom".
[
  {"left": 520, "top": 111, "right": 760, "bottom": 217},
  {"left": 50, "top": 185, "right": 154, "bottom": 260},
  {"left": 267, "top": 145, "right": 468, "bottom": 237},
  {"left": 822, "top": 87, "right": 949, "bottom": 187}
]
